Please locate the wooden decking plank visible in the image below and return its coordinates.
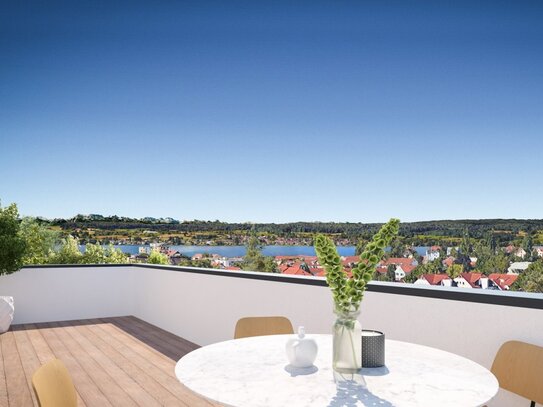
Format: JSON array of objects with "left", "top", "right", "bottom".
[
  {"left": 74, "top": 321, "right": 185, "bottom": 406},
  {"left": 23, "top": 324, "right": 86, "bottom": 407},
  {"left": 95, "top": 318, "right": 178, "bottom": 370},
  {"left": 60, "top": 321, "right": 162, "bottom": 407},
  {"left": 0, "top": 318, "right": 217, "bottom": 407},
  {"left": 106, "top": 316, "right": 185, "bottom": 360},
  {"left": 11, "top": 327, "right": 41, "bottom": 406},
  {"left": 91, "top": 320, "right": 214, "bottom": 406},
  {"left": 0, "top": 332, "right": 10, "bottom": 407},
  {"left": 122, "top": 316, "right": 199, "bottom": 353},
  {"left": 48, "top": 322, "right": 137, "bottom": 407},
  {"left": 0, "top": 331, "right": 34, "bottom": 407},
  {"left": 37, "top": 323, "right": 112, "bottom": 406},
  {"left": 109, "top": 316, "right": 191, "bottom": 361}
]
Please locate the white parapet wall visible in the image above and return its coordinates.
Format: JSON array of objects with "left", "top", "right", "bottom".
[
  {"left": 1, "top": 264, "right": 542, "bottom": 407},
  {"left": 0, "top": 266, "right": 137, "bottom": 324}
]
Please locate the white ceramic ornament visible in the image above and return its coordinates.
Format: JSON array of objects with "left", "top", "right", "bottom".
[{"left": 285, "top": 326, "right": 318, "bottom": 368}]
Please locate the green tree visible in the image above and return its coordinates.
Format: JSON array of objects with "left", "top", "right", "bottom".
[
  {"left": 81, "top": 243, "right": 108, "bottom": 263},
  {"left": 387, "top": 236, "right": 404, "bottom": 258},
  {"left": 147, "top": 249, "right": 169, "bottom": 265},
  {"left": 51, "top": 236, "right": 83, "bottom": 264},
  {"left": 420, "top": 260, "right": 441, "bottom": 275},
  {"left": 106, "top": 246, "right": 128, "bottom": 263},
  {"left": 242, "top": 229, "right": 277, "bottom": 272},
  {"left": 460, "top": 228, "right": 472, "bottom": 255},
  {"left": 82, "top": 243, "right": 126, "bottom": 264},
  {"left": 478, "top": 252, "right": 509, "bottom": 275},
  {"left": 484, "top": 230, "right": 497, "bottom": 253},
  {"left": 354, "top": 239, "right": 368, "bottom": 256},
  {"left": 386, "top": 264, "right": 396, "bottom": 281},
  {"left": 446, "top": 263, "right": 463, "bottom": 279},
  {"left": 512, "top": 260, "right": 543, "bottom": 292},
  {"left": 19, "top": 217, "right": 58, "bottom": 265},
  {"left": 404, "top": 266, "right": 423, "bottom": 283},
  {"left": 521, "top": 233, "right": 534, "bottom": 261},
  {"left": 0, "top": 202, "right": 26, "bottom": 274}
]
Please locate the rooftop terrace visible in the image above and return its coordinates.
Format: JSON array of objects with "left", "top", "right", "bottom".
[
  {"left": 1, "top": 316, "right": 215, "bottom": 406},
  {"left": 0, "top": 264, "right": 542, "bottom": 406}
]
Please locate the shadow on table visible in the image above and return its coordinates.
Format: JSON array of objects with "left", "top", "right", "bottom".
[
  {"left": 284, "top": 364, "right": 319, "bottom": 377},
  {"left": 361, "top": 366, "right": 390, "bottom": 377},
  {"left": 327, "top": 372, "right": 394, "bottom": 407}
]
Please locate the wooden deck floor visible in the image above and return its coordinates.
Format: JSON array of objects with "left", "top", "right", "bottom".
[{"left": 0, "top": 316, "right": 219, "bottom": 407}]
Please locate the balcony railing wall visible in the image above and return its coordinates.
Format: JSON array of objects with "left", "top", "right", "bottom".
[{"left": 1, "top": 264, "right": 542, "bottom": 407}]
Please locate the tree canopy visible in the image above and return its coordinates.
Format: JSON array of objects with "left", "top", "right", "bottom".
[{"left": 0, "top": 202, "right": 26, "bottom": 275}]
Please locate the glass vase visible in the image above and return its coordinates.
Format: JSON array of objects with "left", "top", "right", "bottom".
[{"left": 333, "top": 308, "right": 362, "bottom": 373}]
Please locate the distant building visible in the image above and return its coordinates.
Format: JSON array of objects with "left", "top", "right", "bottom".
[
  {"left": 138, "top": 246, "right": 151, "bottom": 255},
  {"left": 414, "top": 274, "right": 452, "bottom": 287},
  {"left": 342, "top": 256, "right": 362, "bottom": 268},
  {"left": 504, "top": 245, "right": 526, "bottom": 258},
  {"left": 426, "top": 246, "right": 441, "bottom": 262},
  {"left": 507, "top": 261, "right": 532, "bottom": 274},
  {"left": 454, "top": 272, "right": 486, "bottom": 289},
  {"left": 488, "top": 274, "right": 518, "bottom": 290},
  {"left": 442, "top": 256, "right": 455, "bottom": 268}
]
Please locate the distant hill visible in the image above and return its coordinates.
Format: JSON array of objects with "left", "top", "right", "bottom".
[{"left": 45, "top": 215, "right": 543, "bottom": 241}]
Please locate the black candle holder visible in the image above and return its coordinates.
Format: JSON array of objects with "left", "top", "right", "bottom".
[{"left": 361, "top": 330, "right": 385, "bottom": 367}]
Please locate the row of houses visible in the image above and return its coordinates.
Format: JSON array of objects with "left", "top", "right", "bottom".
[
  {"left": 424, "top": 244, "right": 543, "bottom": 262},
  {"left": 414, "top": 272, "right": 518, "bottom": 290},
  {"left": 273, "top": 254, "right": 522, "bottom": 291}
]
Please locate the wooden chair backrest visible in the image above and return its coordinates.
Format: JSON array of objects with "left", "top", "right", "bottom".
[
  {"left": 491, "top": 340, "right": 543, "bottom": 404},
  {"left": 234, "top": 316, "right": 294, "bottom": 339},
  {"left": 32, "top": 359, "right": 77, "bottom": 407}
]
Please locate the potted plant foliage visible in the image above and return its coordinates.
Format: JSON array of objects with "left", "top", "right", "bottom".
[
  {"left": 314, "top": 218, "right": 400, "bottom": 372},
  {"left": 0, "top": 202, "right": 26, "bottom": 333}
]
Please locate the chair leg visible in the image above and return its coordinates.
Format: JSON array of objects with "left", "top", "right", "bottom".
[{"left": 530, "top": 401, "right": 535, "bottom": 407}]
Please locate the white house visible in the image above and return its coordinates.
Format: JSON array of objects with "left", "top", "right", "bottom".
[
  {"left": 507, "top": 261, "right": 532, "bottom": 274},
  {"left": 515, "top": 248, "right": 527, "bottom": 259},
  {"left": 414, "top": 274, "right": 452, "bottom": 287},
  {"left": 426, "top": 246, "right": 441, "bottom": 262},
  {"left": 454, "top": 273, "right": 485, "bottom": 289}
]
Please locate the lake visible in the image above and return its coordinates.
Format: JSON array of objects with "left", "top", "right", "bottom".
[{"left": 81, "top": 245, "right": 429, "bottom": 258}]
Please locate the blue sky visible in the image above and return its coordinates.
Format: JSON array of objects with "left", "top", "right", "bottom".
[{"left": 1, "top": 1, "right": 542, "bottom": 223}]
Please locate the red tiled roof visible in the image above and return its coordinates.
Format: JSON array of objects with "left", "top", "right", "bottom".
[
  {"left": 380, "top": 258, "right": 416, "bottom": 270},
  {"left": 422, "top": 274, "right": 451, "bottom": 285},
  {"left": 400, "top": 264, "right": 417, "bottom": 274},
  {"left": 342, "top": 256, "right": 361, "bottom": 264},
  {"left": 430, "top": 246, "right": 441, "bottom": 252},
  {"left": 225, "top": 266, "right": 241, "bottom": 271},
  {"left": 275, "top": 255, "right": 300, "bottom": 260},
  {"left": 443, "top": 257, "right": 455, "bottom": 267},
  {"left": 375, "top": 266, "right": 388, "bottom": 274},
  {"left": 488, "top": 273, "right": 518, "bottom": 290},
  {"left": 459, "top": 272, "right": 482, "bottom": 287},
  {"left": 282, "top": 266, "right": 311, "bottom": 276}
]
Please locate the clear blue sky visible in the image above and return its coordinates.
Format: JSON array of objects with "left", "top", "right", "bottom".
[{"left": 1, "top": 1, "right": 542, "bottom": 223}]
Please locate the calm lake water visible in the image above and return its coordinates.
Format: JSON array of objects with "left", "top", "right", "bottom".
[{"left": 81, "top": 245, "right": 429, "bottom": 258}]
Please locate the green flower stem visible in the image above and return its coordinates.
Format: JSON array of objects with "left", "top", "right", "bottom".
[{"left": 315, "top": 218, "right": 400, "bottom": 314}]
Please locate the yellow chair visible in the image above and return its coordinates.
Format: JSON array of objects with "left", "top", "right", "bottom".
[
  {"left": 32, "top": 359, "right": 77, "bottom": 407},
  {"left": 234, "top": 316, "right": 294, "bottom": 339},
  {"left": 490, "top": 340, "right": 543, "bottom": 407}
]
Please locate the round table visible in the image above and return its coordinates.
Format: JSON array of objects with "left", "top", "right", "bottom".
[{"left": 175, "top": 334, "right": 498, "bottom": 407}]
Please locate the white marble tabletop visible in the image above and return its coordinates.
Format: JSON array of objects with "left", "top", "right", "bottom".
[{"left": 175, "top": 334, "right": 498, "bottom": 407}]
